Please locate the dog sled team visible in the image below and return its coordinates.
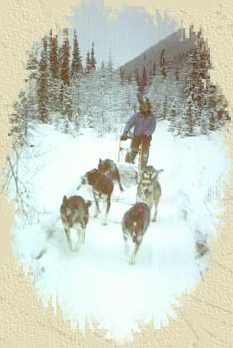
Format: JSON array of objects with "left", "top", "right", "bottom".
[{"left": 60, "top": 96, "right": 209, "bottom": 265}]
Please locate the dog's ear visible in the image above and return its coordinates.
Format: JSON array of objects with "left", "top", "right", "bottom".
[
  {"left": 86, "top": 200, "right": 92, "bottom": 208},
  {"left": 151, "top": 172, "right": 156, "bottom": 180},
  {"left": 63, "top": 195, "right": 67, "bottom": 204},
  {"left": 99, "top": 159, "right": 102, "bottom": 165}
]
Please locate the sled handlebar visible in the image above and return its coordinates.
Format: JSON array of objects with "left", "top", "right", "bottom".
[{"left": 120, "top": 132, "right": 134, "bottom": 141}]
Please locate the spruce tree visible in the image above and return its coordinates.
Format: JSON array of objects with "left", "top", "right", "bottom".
[
  {"left": 160, "top": 49, "right": 167, "bottom": 78},
  {"left": 49, "top": 30, "right": 59, "bottom": 79},
  {"left": 60, "top": 29, "right": 70, "bottom": 86},
  {"left": 142, "top": 66, "right": 148, "bottom": 92},
  {"left": 152, "top": 62, "right": 156, "bottom": 76},
  {"left": 168, "top": 101, "right": 177, "bottom": 133},
  {"left": 38, "top": 37, "right": 49, "bottom": 122},
  {"left": 26, "top": 48, "right": 39, "bottom": 119},
  {"left": 162, "top": 96, "right": 168, "bottom": 119},
  {"left": 48, "top": 30, "right": 60, "bottom": 113},
  {"left": 90, "top": 42, "right": 97, "bottom": 70},
  {"left": 107, "top": 52, "right": 113, "bottom": 73},
  {"left": 200, "top": 99, "right": 209, "bottom": 135},
  {"left": 119, "top": 67, "right": 124, "bottom": 82},
  {"left": 71, "top": 30, "right": 83, "bottom": 78},
  {"left": 185, "top": 98, "right": 195, "bottom": 136},
  {"left": 137, "top": 66, "right": 148, "bottom": 95},
  {"left": 10, "top": 91, "right": 29, "bottom": 145},
  {"left": 135, "top": 68, "right": 140, "bottom": 86},
  {"left": 63, "top": 84, "right": 72, "bottom": 120},
  {"left": 86, "top": 51, "right": 91, "bottom": 73},
  {"left": 26, "top": 50, "right": 38, "bottom": 81}
]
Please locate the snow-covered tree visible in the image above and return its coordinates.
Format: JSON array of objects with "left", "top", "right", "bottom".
[
  {"left": 160, "top": 49, "right": 167, "bottom": 78},
  {"left": 60, "top": 29, "right": 71, "bottom": 86},
  {"left": 48, "top": 31, "right": 61, "bottom": 114},
  {"left": 90, "top": 42, "right": 97, "bottom": 70},
  {"left": 85, "top": 51, "right": 91, "bottom": 73},
  {"left": 38, "top": 37, "right": 49, "bottom": 123},
  {"left": 25, "top": 48, "right": 39, "bottom": 120},
  {"left": 71, "top": 30, "right": 83, "bottom": 77},
  {"left": 63, "top": 84, "right": 72, "bottom": 119},
  {"left": 49, "top": 30, "right": 59, "bottom": 79}
]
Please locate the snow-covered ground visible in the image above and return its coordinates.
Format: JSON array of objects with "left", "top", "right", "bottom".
[{"left": 10, "top": 121, "right": 230, "bottom": 341}]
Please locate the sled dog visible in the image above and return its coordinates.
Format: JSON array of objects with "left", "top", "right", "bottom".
[
  {"left": 98, "top": 158, "right": 124, "bottom": 191},
  {"left": 77, "top": 168, "right": 114, "bottom": 224},
  {"left": 122, "top": 202, "right": 150, "bottom": 265},
  {"left": 136, "top": 165, "right": 163, "bottom": 222},
  {"left": 60, "top": 195, "right": 91, "bottom": 250}
]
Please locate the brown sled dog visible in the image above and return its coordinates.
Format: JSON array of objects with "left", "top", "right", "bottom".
[
  {"left": 122, "top": 202, "right": 150, "bottom": 265},
  {"left": 137, "top": 165, "right": 163, "bottom": 222},
  {"left": 77, "top": 168, "right": 114, "bottom": 224},
  {"left": 98, "top": 158, "right": 124, "bottom": 191},
  {"left": 60, "top": 195, "right": 91, "bottom": 251}
]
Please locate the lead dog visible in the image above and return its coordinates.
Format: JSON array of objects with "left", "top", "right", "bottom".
[
  {"left": 60, "top": 195, "right": 91, "bottom": 251},
  {"left": 136, "top": 165, "right": 163, "bottom": 222},
  {"left": 122, "top": 202, "right": 150, "bottom": 265},
  {"left": 98, "top": 158, "right": 124, "bottom": 191},
  {"left": 77, "top": 168, "right": 114, "bottom": 224}
]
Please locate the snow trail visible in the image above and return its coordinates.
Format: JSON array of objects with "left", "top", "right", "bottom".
[{"left": 11, "top": 121, "right": 230, "bottom": 341}]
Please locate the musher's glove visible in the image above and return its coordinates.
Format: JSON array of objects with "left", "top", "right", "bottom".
[{"left": 144, "top": 134, "right": 152, "bottom": 141}]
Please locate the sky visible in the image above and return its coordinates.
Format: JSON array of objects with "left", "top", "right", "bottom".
[{"left": 67, "top": 0, "right": 178, "bottom": 68}]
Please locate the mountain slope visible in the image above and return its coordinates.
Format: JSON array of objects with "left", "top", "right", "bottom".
[{"left": 119, "top": 29, "right": 194, "bottom": 79}]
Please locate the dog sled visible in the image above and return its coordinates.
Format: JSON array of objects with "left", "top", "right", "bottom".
[{"left": 116, "top": 131, "right": 142, "bottom": 188}]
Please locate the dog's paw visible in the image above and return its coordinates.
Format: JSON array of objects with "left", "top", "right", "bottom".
[
  {"left": 129, "top": 256, "right": 136, "bottom": 265},
  {"left": 129, "top": 260, "right": 135, "bottom": 266},
  {"left": 124, "top": 245, "right": 129, "bottom": 257}
]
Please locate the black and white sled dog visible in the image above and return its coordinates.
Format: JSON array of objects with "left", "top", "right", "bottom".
[
  {"left": 60, "top": 195, "right": 92, "bottom": 251},
  {"left": 136, "top": 165, "right": 163, "bottom": 222},
  {"left": 77, "top": 168, "right": 114, "bottom": 225},
  {"left": 98, "top": 158, "right": 124, "bottom": 191},
  {"left": 122, "top": 202, "right": 150, "bottom": 265}
]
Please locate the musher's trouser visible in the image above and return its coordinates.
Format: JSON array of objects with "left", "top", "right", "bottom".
[{"left": 125, "top": 135, "right": 151, "bottom": 169}]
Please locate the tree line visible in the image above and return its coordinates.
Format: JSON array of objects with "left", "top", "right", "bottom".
[
  {"left": 10, "top": 25, "right": 230, "bottom": 147},
  {"left": 10, "top": 27, "right": 139, "bottom": 145},
  {"left": 10, "top": 28, "right": 97, "bottom": 144}
]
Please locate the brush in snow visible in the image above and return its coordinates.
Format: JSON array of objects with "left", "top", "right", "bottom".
[
  {"left": 98, "top": 158, "right": 124, "bottom": 191},
  {"left": 60, "top": 195, "right": 92, "bottom": 251},
  {"left": 122, "top": 202, "right": 150, "bottom": 265},
  {"left": 136, "top": 166, "right": 163, "bottom": 222},
  {"left": 195, "top": 230, "right": 209, "bottom": 258},
  {"left": 77, "top": 169, "right": 113, "bottom": 225},
  {"left": 196, "top": 241, "right": 209, "bottom": 258}
]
